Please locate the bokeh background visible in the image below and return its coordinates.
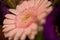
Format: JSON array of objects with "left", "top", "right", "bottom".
[{"left": 0, "top": 0, "right": 60, "bottom": 40}]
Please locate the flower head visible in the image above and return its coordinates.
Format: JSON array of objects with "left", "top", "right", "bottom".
[{"left": 3, "top": 0, "right": 53, "bottom": 40}]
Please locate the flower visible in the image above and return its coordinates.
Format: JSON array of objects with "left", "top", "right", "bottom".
[{"left": 3, "top": 0, "right": 53, "bottom": 40}]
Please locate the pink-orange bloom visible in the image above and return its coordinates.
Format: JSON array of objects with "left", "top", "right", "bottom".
[{"left": 3, "top": 0, "right": 53, "bottom": 40}]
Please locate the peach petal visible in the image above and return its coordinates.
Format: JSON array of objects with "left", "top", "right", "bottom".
[
  {"left": 38, "top": 1, "right": 52, "bottom": 14},
  {"left": 3, "top": 25, "right": 15, "bottom": 28},
  {"left": 46, "top": 6, "right": 53, "bottom": 13},
  {"left": 16, "top": 1, "right": 28, "bottom": 12},
  {"left": 29, "top": 23, "right": 38, "bottom": 31},
  {"left": 3, "top": 25, "right": 15, "bottom": 32},
  {"left": 8, "top": 29, "right": 17, "bottom": 37},
  {"left": 14, "top": 29, "right": 24, "bottom": 40},
  {"left": 41, "top": 12, "right": 48, "bottom": 18},
  {"left": 3, "top": 25, "right": 7, "bottom": 28},
  {"left": 37, "top": 12, "right": 47, "bottom": 21},
  {"left": 9, "top": 9, "right": 19, "bottom": 15},
  {"left": 3, "top": 19, "right": 15, "bottom": 24},
  {"left": 37, "top": 8, "right": 46, "bottom": 15},
  {"left": 24, "top": 27, "right": 31, "bottom": 35},
  {"left": 27, "top": 0, "right": 34, "bottom": 8},
  {"left": 9, "top": 37, "right": 12, "bottom": 40},
  {"left": 34, "top": 0, "right": 41, "bottom": 8},
  {"left": 5, "top": 14, "right": 16, "bottom": 20},
  {"left": 38, "top": 0, "right": 44, "bottom": 7},
  {"left": 20, "top": 32, "right": 26, "bottom": 40},
  {"left": 38, "top": 0, "right": 48, "bottom": 12},
  {"left": 4, "top": 29, "right": 17, "bottom": 38},
  {"left": 45, "top": 1, "right": 52, "bottom": 8},
  {"left": 39, "top": 0, "right": 48, "bottom": 8},
  {"left": 29, "top": 31, "right": 37, "bottom": 40}
]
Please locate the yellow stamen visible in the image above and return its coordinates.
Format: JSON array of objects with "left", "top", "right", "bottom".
[{"left": 21, "top": 13, "right": 32, "bottom": 22}]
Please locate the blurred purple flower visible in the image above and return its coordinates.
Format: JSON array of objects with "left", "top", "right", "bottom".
[
  {"left": 44, "top": 7, "right": 60, "bottom": 40},
  {"left": 0, "top": 0, "right": 9, "bottom": 25}
]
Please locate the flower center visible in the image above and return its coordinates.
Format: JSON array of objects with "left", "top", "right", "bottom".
[
  {"left": 21, "top": 13, "right": 32, "bottom": 22},
  {"left": 16, "top": 12, "right": 36, "bottom": 28}
]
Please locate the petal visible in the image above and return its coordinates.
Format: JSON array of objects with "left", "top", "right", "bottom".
[
  {"left": 14, "top": 29, "right": 24, "bottom": 40},
  {"left": 9, "top": 9, "right": 19, "bottom": 15},
  {"left": 34, "top": 0, "right": 41, "bottom": 8},
  {"left": 37, "top": 7, "right": 47, "bottom": 15},
  {"left": 20, "top": 32, "right": 26, "bottom": 40},
  {"left": 36, "top": 0, "right": 44, "bottom": 8},
  {"left": 27, "top": 0, "right": 34, "bottom": 8},
  {"left": 3, "top": 25, "right": 7, "bottom": 28},
  {"left": 5, "top": 14, "right": 16, "bottom": 20},
  {"left": 4, "top": 29, "right": 17, "bottom": 38},
  {"left": 24, "top": 27, "right": 31, "bottom": 35},
  {"left": 3, "top": 25, "right": 15, "bottom": 32},
  {"left": 3, "top": 25, "right": 15, "bottom": 28},
  {"left": 37, "top": 12, "right": 46, "bottom": 24},
  {"left": 3, "top": 19, "right": 15, "bottom": 24},
  {"left": 37, "top": 12, "right": 48, "bottom": 20},
  {"left": 28, "top": 31, "right": 37, "bottom": 40},
  {"left": 46, "top": 6, "right": 53, "bottom": 13},
  {"left": 9, "top": 37, "right": 12, "bottom": 40},
  {"left": 38, "top": 1, "right": 52, "bottom": 14},
  {"left": 39, "top": 0, "right": 48, "bottom": 8},
  {"left": 29, "top": 23, "right": 38, "bottom": 31},
  {"left": 38, "top": 6, "right": 53, "bottom": 16},
  {"left": 37, "top": 0, "right": 48, "bottom": 12},
  {"left": 16, "top": 1, "right": 28, "bottom": 12},
  {"left": 45, "top": 1, "right": 52, "bottom": 8}
]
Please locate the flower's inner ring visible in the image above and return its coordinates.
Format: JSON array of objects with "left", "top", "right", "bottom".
[{"left": 15, "top": 11, "right": 36, "bottom": 28}]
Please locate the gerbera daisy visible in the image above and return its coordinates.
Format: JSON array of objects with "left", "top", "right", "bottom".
[{"left": 3, "top": 0, "right": 53, "bottom": 40}]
